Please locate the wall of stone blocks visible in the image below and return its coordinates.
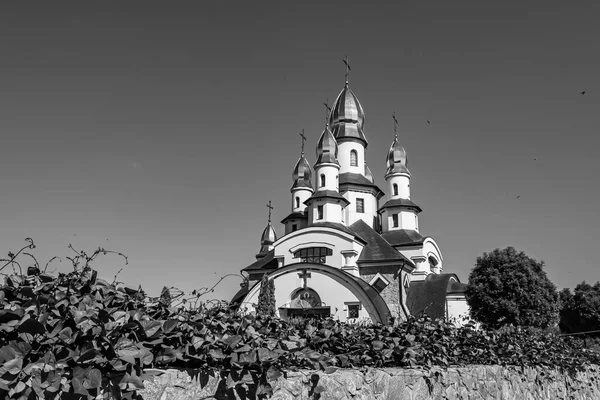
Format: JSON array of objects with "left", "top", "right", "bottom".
[
  {"left": 359, "top": 265, "right": 407, "bottom": 322},
  {"left": 139, "top": 365, "right": 600, "bottom": 400}
]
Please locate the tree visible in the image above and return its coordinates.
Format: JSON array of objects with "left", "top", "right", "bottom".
[
  {"left": 560, "top": 281, "right": 600, "bottom": 335},
  {"left": 465, "top": 246, "right": 559, "bottom": 329},
  {"left": 256, "top": 274, "right": 276, "bottom": 317}
]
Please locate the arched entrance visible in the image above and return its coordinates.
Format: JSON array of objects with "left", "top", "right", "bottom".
[{"left": 241, "top": 262, "right": 392, "bottom": 324}]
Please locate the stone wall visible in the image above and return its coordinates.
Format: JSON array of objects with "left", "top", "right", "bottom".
[
  {"left": 359, "top": 265, "right": 406, "bottom": 322},
  {"left": 139, "top": 365, "right": 600, "bottom": 399}
]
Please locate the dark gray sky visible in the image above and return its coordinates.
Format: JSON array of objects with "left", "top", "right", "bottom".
[{"left": 1, "top": 1, "right": 599, "bottom": 300}]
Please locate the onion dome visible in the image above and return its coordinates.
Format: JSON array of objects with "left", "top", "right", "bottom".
[
  {"left": 292, "top": 154, "right": 313, "bottom": 190},
  {"left": 315, "top": 126, "right": 340, "bottom": 166},
  {"left": 329, "top": 83, "right": 368, "bottom": 146},
  {"left": 365, "top": 164, "right": 375, "bottom": 183},
  {"left": 385, "top": 136, "right": 410, "bottom": 177},
  {"left": 257, "top": 222, "right": 277, "bottom": 258}
]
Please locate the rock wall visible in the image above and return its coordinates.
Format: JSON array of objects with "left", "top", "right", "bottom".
[{"left": 140, "top": 365, "right": 600, "bottom": 400}]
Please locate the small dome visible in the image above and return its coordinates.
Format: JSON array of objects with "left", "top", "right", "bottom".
[
  {"left": 329, "top": 83, "right": 365, "bottom": 129},
  {"left": 315, "top": 126, "right": 340, "bottom": 166},
  {"left": 365, "top": 164, "right": 375, "bottom": 183},
  {"left": 257, "top": 222, "right": 277, "bottom": 257},
  {"left": 292, "top": 154, "right": 313, "bottom": 190},
  {"left": 385, "top": 136, "right": 410, "bottom": 177}
]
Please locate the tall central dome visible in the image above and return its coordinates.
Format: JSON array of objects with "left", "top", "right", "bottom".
[{"left": 329, "top": 82, "right": 368, "bottom": 146}]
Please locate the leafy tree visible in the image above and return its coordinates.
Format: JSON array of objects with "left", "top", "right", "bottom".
[
  {"left": 466, "top": 246, "right": 559, "bottom": 329},
  {"left": 257, "top": 274, "right": 276, "bottom": 317},
  {"left": 560, "top": 281, "right": 600, "bottom": 335}
]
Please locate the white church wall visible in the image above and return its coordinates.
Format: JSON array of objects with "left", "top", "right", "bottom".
[
  {"left": 422, "top": 238, "right": 443, "bottom": 272},
  {"left": 314, "top": 165, "right": 339, "bottom": 191},
  {"left": 291, "top": 188, "right": 312, "bottom": 213},
  {"left": 343, "top": 191, "right": 378, "bottom": 228},
  {"left": 400, "top": 210, "right": 417, "bottom": 230},
  {"left": 388, "top": 174, "right": 410, "bottom": 199},
  {"left": 447, "top": 297, "right": 470, "bottom": 327},
  {"left": 274, "top": 228, "right": 362, "bottom": 269},
  {"left": 337, "top": 142, "right": 365, "bottom": 175}
]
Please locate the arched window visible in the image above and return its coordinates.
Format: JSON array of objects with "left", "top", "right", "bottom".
[
  {"left": 320, "top": 174, "right": 326, "bottom": 187},
  {"left": 428, "top": 256, "right": 438, "bottom": 272},
  {"left": 393, "top": 183, "right": 398, "bottom": 196},
  {"left": 295, "top": 196, "right": 300, "bottom": 208},
  {"left": 350, "top": 150, "right": 358, "bottom": 166},
  {"left": 293, "top": 247, "right": 333, "bottom": 263}
]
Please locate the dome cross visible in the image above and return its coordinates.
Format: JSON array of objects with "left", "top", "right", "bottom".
[
  {"left": 266, "top": 200, "right": 274, "bottom": 223},
  {"left": 299, "top": 129, "right": 307, "bottom": 155},
  {"left": 342, "top": 55, "right": 351, "bottom": 84},
  {"left": 323, "top": 98, "right": 331, "bottom": 125},
  {"left": 392, "top": 112, "right": 398, "bottom": 139}
]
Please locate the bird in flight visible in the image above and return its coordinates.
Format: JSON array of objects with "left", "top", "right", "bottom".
[
  {"left": 581, "top": 90, "right": 586, "bottom": 95},
  {"left": 534, "top": 158, "right": 538, "bottom": 161},
  {"left": 427, "top": 120, "right": 431, "bottom": 124},
  {"left": 516, "top": 196, "right": 521, "bottom": 199}
]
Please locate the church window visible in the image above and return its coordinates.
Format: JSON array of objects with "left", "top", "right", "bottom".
[
  {"left": 293, "top": 247, "right": 333, "bottom": 263},
  {"left": 393, "top": 183, "right": 398, "bottom": 196},
  {"left": 320, "top": 174, "right": 326, "bottom": 187},
  {"left": 295, "top": 196, "right": 300, "bottom": 208},
  {"left": 317, "top": 205, "right": 324, "bottom": 220},
  {"left": 392, "top": 213, "right": 399, "bottom": 228},
  {"left": 356, "top": 198, "right": 364, "bottom": 213},
  {"left": 350, "top": 150, "right": 358, "bottom": 166},
  {"left": 346, "top": 302, "right": 361, "bottom": 319},
  {"left": 369, "top": 274, "right": 390, "bottom": 293},
  {"left": 428, "top": 256, "right": 438, "bottom": 272}
]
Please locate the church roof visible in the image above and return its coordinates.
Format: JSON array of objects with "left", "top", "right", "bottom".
[
  {"left": 329, "top": 82, "right": 367, "bottom": 146},
  {"left": 406, "top": 273, "right": 466, "bottom": 319},
  {"left": 385, "top": 136, "right": 410, "bottom": 177},
  {"left": 314, "top": 126, "right": 340, "bottom": 166},
  {"left": 242, "top": 250, "right": 278, "bottom": 272},
  {"left": 305, "top": 190, "right": 350, "bottom": 206},
  {"left": 310, "top": 222, "right": 367, "bottom": 243},
  {"left": 349, "top": 220, "right": 413, "bottom": 265},
  {"left": 378, "top": 198, "right": 422, "bottom": 213},
  {"left": 339, "top": 173, "right": 384, "bottom": 198},
  {"left": 380, "top": 229, "right": 425, "bottom": 246},
  {"left": 281, "top": 212, "right": 307, "bottom": 224},
  {"left": 292, "top": 154, "right": 313, "bottom": 190},
  {"left": 330, "top": 122, "right": 367, "bottom": 146}
]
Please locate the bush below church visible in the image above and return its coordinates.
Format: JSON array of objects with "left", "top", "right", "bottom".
[{"left": 1, "top": 264, "right": 599, "bottom": 399}]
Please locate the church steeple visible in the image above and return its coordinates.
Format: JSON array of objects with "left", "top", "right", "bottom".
[
  {"left": 256, "top": 201, "right": 277, "bottom": 259},
  {"left": 379, "top": 115, "right": 421, "bottom": 233},
  {"left": 305, "top": 103, "right": 349, "bottom": 225},
  {"left": 282, "top": 131, "right": 314, "bottom": 235},
  {"left": 328, "top": 57, "right": 367, "bottom": 147}
]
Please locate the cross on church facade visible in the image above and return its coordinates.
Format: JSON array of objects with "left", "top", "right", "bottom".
[
  {"left": 299, "top": 129, "right": 306, "bottom": 154},
  {"left": 297, "top": 269, "right": 311, "bottom": 288},
  {"left": 323, "top": 98, "right": 331, "bottom": 124},
  {"left": 266, "top": 200, "right": 273, "bottom": 223},
  {"left": 342, "top": 55, "right": 351, "bottom": 83}
]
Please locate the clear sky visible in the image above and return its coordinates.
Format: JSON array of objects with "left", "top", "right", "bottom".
[{"left": 1, "top": 1, "right": 599, "bottom": 301}]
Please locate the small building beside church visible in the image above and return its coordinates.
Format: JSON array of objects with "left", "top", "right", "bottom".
[{"left": 231, "top": 68, "right": 469, "bottom": 324}]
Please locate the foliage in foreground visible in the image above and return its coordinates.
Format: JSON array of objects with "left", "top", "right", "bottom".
[
  {"left": 466, "top": 246, "right": 560, "bottom": 329},
  {"left": 0, "top": 241, "right": 599, "bottom": 399},
  {"left": 560, "top": 281, "right": 600, "bottom": 336},
  {"left": 256, "top": 275, "right": 276, "bottom": 318}
]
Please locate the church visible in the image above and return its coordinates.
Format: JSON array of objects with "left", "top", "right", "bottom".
[{"left": 230, "top": 65, "right": 469, "bottom": 324}]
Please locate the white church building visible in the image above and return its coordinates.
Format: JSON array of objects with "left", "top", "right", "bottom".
[{"left": 231, "top": 70, "right": 468, "bottom": 324}]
